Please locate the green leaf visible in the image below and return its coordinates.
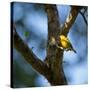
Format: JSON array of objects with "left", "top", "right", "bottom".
[{"left": 24, "top": 31, "right": 29, "bottom": 37}]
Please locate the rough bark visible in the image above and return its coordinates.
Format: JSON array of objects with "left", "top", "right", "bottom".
[
  {"left": 44, "top": 4, "right": 67, "bottom": 85},
  {"left": 13, "top": 5, "right": 82, "bottom": 86}
]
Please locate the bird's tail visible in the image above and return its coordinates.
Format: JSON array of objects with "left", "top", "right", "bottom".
[
  {"left": 72, "top": 48, "right": 77, "bottom": 53},
  {"left": 68, "top": 47, "right": 77, "bottom": 53},
  {"left": 73, "top": 49, "right": 77, "bottom": 53},
  {"left": 69, "top": 45, "right": 77, "bottom": 53}
]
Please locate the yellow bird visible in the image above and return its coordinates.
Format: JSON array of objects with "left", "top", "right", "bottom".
[{"left": 57, "top": 35, "right": 76, "bottom": 53}]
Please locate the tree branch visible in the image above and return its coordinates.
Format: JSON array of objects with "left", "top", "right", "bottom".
[
  {"left": 61, "top": 6, "right": 82, "bottom": 36},
  {"left": 13, "top": 24, "right": 51, "bottom": 79},
  {"left": 44, "top": 4, "right": 67, "bottom": 85},
  {"left": 79, "top": 10, "right": 87, "bottom": 25},
  {"left": 44, "top": 4, "right": 60, "bottom": 40},
  {"left": 13, "top": 5, "right": 82, "bottom": 86}
]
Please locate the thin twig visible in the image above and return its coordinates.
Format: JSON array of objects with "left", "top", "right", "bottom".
[{"left": 79, "top": 11, "right": 87, "bottom": 25}]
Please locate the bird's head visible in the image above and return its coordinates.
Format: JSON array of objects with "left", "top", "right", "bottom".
[{"left": 59, "top": 35, "right": 66, "bottom": 40}]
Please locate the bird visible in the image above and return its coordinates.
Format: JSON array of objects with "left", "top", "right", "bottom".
[{"left": 57, "top": 35, "right": 76, "bottom": 53}]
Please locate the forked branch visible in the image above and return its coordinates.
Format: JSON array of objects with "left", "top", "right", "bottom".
[{"left": 13, "top": 5, "right": 83, "bottom": 86}]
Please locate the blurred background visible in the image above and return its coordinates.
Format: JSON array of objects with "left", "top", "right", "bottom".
[{"left": 11, "top": 2, "right": 88, "bottom": 88}]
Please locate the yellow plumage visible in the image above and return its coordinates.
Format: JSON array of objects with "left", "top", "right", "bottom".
[{"left": 58, "top": 35, "right": 76, "bottom": 53}]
